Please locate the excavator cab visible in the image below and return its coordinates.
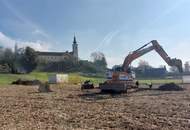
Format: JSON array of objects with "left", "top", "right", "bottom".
[
  {"left": 100, "top": 70, "right": 137, "bottom": 93},
  {"left": 112, "top": 65, "right": 132, "bottom": 73},
  {"left": 107, "top": 65, "right": 134, "bottom": 81},
  {"left": 112, "top": 65, "right": 123, "bottom": 72}
]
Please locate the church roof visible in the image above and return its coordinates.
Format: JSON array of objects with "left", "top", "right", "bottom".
[{"left": 36, "top": 51, "right": 71, "bottom": 56}]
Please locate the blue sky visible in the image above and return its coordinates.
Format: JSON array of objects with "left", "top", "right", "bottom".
[{"left": 0, "top": 0, "right": 190, "bottom": 68}]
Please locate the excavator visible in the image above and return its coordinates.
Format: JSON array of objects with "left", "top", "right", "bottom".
[{"left": 99, "top": 40, "right": 183, "bottom": 92}]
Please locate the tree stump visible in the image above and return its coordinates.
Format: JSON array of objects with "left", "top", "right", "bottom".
[{"left": 38, "top": 82, "right": 52, "bottom": 92}]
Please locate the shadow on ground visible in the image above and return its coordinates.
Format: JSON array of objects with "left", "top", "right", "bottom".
[
  {"left": 79, "top": 89, "right": 129, "bottom": 101},
  {"left": 79, "top": 87, "right": 185, "bottom": 101}
]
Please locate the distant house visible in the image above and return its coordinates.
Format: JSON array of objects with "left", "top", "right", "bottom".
[
  {"left": 36, "top": 36, "right": 78, "bottom": 63},
  {"left": 144, "top": 67, "right": 167, "bottom": 78}
]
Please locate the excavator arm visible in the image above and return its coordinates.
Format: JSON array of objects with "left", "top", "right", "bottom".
[
  {"left": 122, "top": 40, "right": 183, "bottom": 72},
  {"left": 151, "top": 40, "right": 183, "bottom": 72}
]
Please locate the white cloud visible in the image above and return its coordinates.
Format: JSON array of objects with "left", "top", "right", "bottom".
[
  {"left": 0, "top": 32, "right": 15, "bottom": 48},
  {"left": 0, "top": 32, "right": 50, "bottom": 51},
  {"left": 18, "top": 40, "right": 50, "bottom": 52}
]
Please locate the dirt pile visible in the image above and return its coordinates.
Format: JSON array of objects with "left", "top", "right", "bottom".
[
  {"left": 158, "top": 83, "right": 183, "bottom": 91},
  {"left": 12, "top": 79, "right": 41, "bottom": 85}
]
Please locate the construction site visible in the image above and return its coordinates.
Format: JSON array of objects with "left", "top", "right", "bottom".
[
  {"left": 0, "top": 83, "right": 189, "bottom": 130},
  {"left": 0, "top": 40, "right": 190, "bottom": 130},
  {"left": 1, "top": 1, "right": 190, "bottom": 129}
]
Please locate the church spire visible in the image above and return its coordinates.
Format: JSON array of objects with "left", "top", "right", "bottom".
[
  {"left": 72, "top": 34, "right": 78, "bottom": 60},
  {"left": 73, "top": 34, "right": 77, "bottom": 44}
]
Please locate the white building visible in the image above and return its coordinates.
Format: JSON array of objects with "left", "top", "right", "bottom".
[{"left": 184, "top": 62, "right": 190, "bottom": 72}]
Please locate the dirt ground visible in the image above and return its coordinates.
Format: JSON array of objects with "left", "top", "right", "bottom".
[{"left": 0, "top": 84, "right": 190, "bottom": 130}]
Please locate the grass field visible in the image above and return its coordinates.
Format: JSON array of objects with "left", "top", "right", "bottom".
[
  {"left": 0, "top": 72, "right": 48, "bottom": 85},
  {"left": 0, "top": 72, "right": 105, "bottom": 85},
  {"left": 139, "top": 79, "right": 182, "bottom": 84},
  {"left": 0, "top": 72, "right": 182, "bottom": 85}
]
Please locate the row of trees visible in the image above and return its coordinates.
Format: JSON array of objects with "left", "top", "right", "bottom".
[{"left": 0, "top": 47, "right": 37, "bottom": 73}]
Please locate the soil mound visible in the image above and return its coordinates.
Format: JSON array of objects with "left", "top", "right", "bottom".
[
  {"left": 12, "top": 79, "right": 41, "bottom": 85},
  {"left": 158, "top": 83, "right": 183, "bottom": 91}
]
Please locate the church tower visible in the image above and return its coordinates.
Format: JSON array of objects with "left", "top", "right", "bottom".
[{"left": 72, "top": 35, "right": 78, "bottom": 60}]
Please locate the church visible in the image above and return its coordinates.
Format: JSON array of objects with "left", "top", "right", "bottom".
[{"left": 37, "top": 36, "right": 78, "bottom": 62}]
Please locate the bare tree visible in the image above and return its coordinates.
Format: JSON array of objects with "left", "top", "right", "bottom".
[
  {"left": 90, "top": 51, "right": 107, "bottom": 69},
  {"left": 90, "top": 52, "right": 105, "bottom": 62},
  {"left": 138, "top": 60, "right": 151, "bottom": 68}
]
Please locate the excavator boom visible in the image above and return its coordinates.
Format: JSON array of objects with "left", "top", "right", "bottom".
[
  {"left": 122, "top": 40, "right": 183, "bottom": 73},
  {"left": 151, "top": 40, "right": 183, "bottom": 72}
]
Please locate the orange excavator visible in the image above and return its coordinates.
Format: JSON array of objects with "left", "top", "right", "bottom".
[{"left": 100, "top": 40, "right": 183, "bottom": 92}]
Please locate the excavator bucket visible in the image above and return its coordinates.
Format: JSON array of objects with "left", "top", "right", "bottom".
[{"left": 171, "top": 58, "right": 183, "bottom": 73}]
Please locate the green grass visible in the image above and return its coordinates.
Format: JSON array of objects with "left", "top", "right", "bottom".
[
  {"left": 0, "top": 72, "right": 105, "bottom": 85},
  {"left": 139, "top": 79, "right": 182, "bottom": 84},
  {"left": 0, "top": 72, "right": 183, "bottom": 85},
  {"left": 68, "top": 73, "right": 105, "bottom": 85},
  {"left": 0, "top": 72, "right": 55, "bottom": 85}
]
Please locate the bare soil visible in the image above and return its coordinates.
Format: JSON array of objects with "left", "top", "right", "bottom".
[{"left": 0, "top": 84, "right": 190, "bottom": 130}]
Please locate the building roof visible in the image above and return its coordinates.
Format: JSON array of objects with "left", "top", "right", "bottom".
[{"left": 36, "top": 51, "right": 72, "bottom": 56}]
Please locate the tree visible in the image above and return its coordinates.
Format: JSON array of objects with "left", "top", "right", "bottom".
[
  {"left": 138, "top": 60, "right": 150, "bottom": 67},
  {"left": 20, "top": 47, "right": 37, "bottom": 73},
  {"left": 90, "top": 52, "right": 107, "bottom": 69},
  {"left": 137, "top": 60, "right": 151, "bottom": 71},
  {"left": 91, "top": 52, "right": 105, "bottom": 61},
  {"left": 78, "top": 60, "right": 97, "bottom": 73},
  {"left": 0, "top": 48, "right": 16, "bottom": 73},
  {"left": 0, "top": 47, "right": 4, "bottom": 59},
  {"left": 0, "top": 46, "right": 38, "bottom": 73}
]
